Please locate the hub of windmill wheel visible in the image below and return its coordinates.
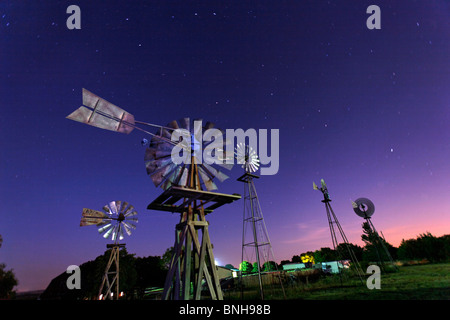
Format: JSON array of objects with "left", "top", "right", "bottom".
[{"left": 118, "top": 213, "right": 125, "bottom": 222}]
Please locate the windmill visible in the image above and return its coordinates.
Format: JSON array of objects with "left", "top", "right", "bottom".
[
  {"left": 68, "top": 88, "right": 241, "bottom": 300},
  {"left": 352, "top": 197, "right": 397, "bottom": 270},
  {"left": 80, "top": 200, "right": 138, "bottom": 300},
  {"left": 313, "top": 179, "right": 364, "bottom": 283},
  {"left": 236, "top": 143, "right": 285, "bottom": 299}
]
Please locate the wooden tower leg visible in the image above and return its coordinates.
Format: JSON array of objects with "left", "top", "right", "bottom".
[
  {"left": 98, "top": 245, "right": 120, "bottom": 300},
  {"left": 162, "top": 205, "right": 223, "bottom": 300}
]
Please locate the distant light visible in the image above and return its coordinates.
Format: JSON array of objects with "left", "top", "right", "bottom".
[{"left": 390, "top": 148, "right": 394, "bottom": 152}]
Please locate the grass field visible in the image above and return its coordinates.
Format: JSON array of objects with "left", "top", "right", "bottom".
[{"left": 228, "top": 263, "right": 450, "bottom": 300}]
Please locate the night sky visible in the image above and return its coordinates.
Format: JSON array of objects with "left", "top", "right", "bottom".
[{"left": 1, "top": 1, "right": 449, "bottom": 292}]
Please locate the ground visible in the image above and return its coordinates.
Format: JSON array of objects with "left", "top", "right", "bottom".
[{"left": 229, "top": 263, "right": 450, "bottom": 300}]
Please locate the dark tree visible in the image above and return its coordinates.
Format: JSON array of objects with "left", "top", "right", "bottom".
[
  {"left": 361, "top": 222, "right": 397, "bottom": 262},
  {"left": 313, "top": 247, "right": 337, "bottom": 263},
  {"left": 239, "top": 261, "right": 252, "bottom": 274},
  {"left": 398, "top": 232, "right": 450, "bottom": 262},
  {"left": 0, "top": 263, "right": 18, "bottom": 299}
]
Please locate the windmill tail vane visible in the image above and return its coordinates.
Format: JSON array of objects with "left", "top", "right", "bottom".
[
  {"left": 66, "top": 88, "right": 178, "bottom": 146},
  {"left": 80, "top": 208, "right": 109, "bottom": 226}
]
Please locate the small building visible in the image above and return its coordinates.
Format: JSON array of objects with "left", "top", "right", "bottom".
[
  {"left": 217, "top": 266, "right": 240, "bottom": 279},
  {"left": 282, "top": 262, "right": 306, "bottom": 271},
  {"left": 321, "top": 260, "right": 350, "bottom": 274}
]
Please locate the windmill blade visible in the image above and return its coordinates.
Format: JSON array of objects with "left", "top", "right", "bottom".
[
  {"left": 204, "top": 121, "right": 215, "bottom": 130},
  {"left": 167, "top": 166, "right": 185, "bottom": 185},
  {"left": 177, "top": 167, "right": 189, "bottom": 187},
  {"left": 115, "top": 201, "right": 123, "bottom": 214},
  {"left": 313, "top": 182, "right": 318, "bottom": 190},
  {"left": 150, "top": 162, "right": 178, "bottom": 188},
  {"left": 102, "top": 205, "right": 112, "bottom": 215},
  {"left": 201, "top": 163, "right": 229, "bottom": 182},
  {"left": 123, "top": 220, "right": 137, "bottom": 231},
  {"left": 247, "top": 162, "right": 258, "bottom": 173},
  {"left": 98, "top": 223, "right": 113, "bottom": 235},
  {"left": 161, "top": 177, "right": 174, "bottom": 191},
  {"left": 119, "top": 201, "right": 130, "bottom": 215},
  {"left": 178, "top": 117, "right": 190, "bottom": 131},
  {"left": 123, "top": 205, "right": 136, "bottom": 217},
  {"left": 149, "top": 136, "right": 173, "bottom": 151},
  {"left": 247, "top": 148, "right": 260, "bottom": 173},
  {"left": 145, "top": 157, "right": 173, "bottom": 176},
  {"left": 215, "top": 159, "right": 234, "bottom": 170},
  {"left": 125, "top": 217, "right": 138, "bottom": 224},
  {"left": 198, "top": 165, "right": 218, "bottom": 191},
  {"left": 108, "top": 201, "right": 119, "bottom": 216},
  {"left": 125, "top": 212, "right": 137, "bottom": 219},
  {"left": 321, "top": 179, "right": 327, "bottom": 189},
  {"left": 66, "top": 88, "right": 135, "bottom": 134},
  {"left": 145, "top": 157, "right": 172, "bottom": 175},
  {"left": 118, "top": 225, "right": 124, "bottom": 241},
  {"left": 122, "top": 223, "right": 132, "bottom": 236},
  {"left": 116, "top": 201, "right": 130, "bottom": 215},
  {"left": 105, "top": 224, "right": 117, "bottom": 240}
]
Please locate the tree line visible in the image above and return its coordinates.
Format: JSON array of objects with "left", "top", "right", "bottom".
[{"left": 40, "top": 248, "right": 170, "bottom": 300}]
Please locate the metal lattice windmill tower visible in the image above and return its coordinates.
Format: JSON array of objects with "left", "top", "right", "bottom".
[
  {"left": 236, "top": 143, "right": 285, "bottom": 299},
  {"left": 80, "top": 201, "right": 138, "bottom": 300},
  {"left": 313, "top": 179, "right": 364, "bottom": 283},
  {"left": 352, "top": 197, "right": 397, "bottom": 270},
  {"left": 67, "top": 89, "right": 241, "bottom": 300}
]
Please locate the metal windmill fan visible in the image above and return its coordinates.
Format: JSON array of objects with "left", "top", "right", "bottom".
[
  {"left": 235, "top": 143, "right": 260, "bottom": 173},
  {"left": 144, "top": 118, "right": 233, "bottom": 191},
  {"left": 352, "top": 197, "right": 375, "bottom": 218},
  {"left": 80, "top": 201, "right": 138, "bottom": 242}
]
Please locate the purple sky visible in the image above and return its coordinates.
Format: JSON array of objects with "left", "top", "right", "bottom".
[{"left": 1, "top": 1, "right": 449, "bottom": 292}]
